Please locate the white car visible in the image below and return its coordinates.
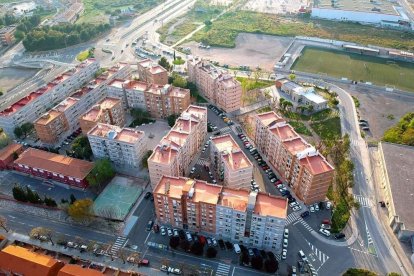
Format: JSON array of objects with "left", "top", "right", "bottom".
[
  {"left": 289, "top": 202, "right": 298, "bottom": 208},
  {"left": 314, "top": 203, "right": 320, "bottom": 211},
  {"left": 190, "top": 167, "right": 196, "bottom": 174},
  {"left": 167, "top": 228, "right": 173, "bottom": 237},
  {"left": 283, "top": 238, "right": 288, "bottom": 248},
  {"left": 326, "top": 201, "right": 332, "bottom": 210},
  {"left": 160, "top": 226, "right": 166, "bottom": 236},
  {"left": 298, "top": 250, "right": 307, "bottom": 262},
  {"left": 310, "top": 206, "right": 315, "bottom": 213},
  {"left": 277, "top": 184, "right": 285, "bottom": 189},
  {"left": 282, "top": 248, "right": 287, "bottom": 260},
  {"left": 319, "top": 228, "right": 331, "bottom": 237},
  {"left": 284, "top": 229, "right": 289, "bottom": 239},
  {"left": 270, "top": 178, "right": 277, "bottom": 183},
  {"left": 292, "top": 205, "right": 302, "bottom": 212},
  {"left": 212, "top": 238, "right": 218, "bottom": 247},
  {"left": 173, "top": 229, "right": 179, "bottom": 237}
]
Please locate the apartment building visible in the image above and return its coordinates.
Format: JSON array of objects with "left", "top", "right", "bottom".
[
  {"left": 210, "top": 134, "right": 253, "bottom": 189},
  {"left": 187, "top": 57, "right": 242, "bottom": 112},
  {"left": 107, "top": 79, "right": 148, "bottom": 110},
  {"left": 54, "top": 2, "right": 84, "bottom": 24},
  {"left": 87, "top": 123, "right": 147, "bottom": 168},
  {"left": 137, "top": 59, "right": 168, "bottom": 85},
  {"left": 144, "top": 84, "right": 190, "bottom": 118},
  {"left": 254, "top": 111, "right": 334, "bottom": 204},
  {"left": 153, "top": 175, "right": 288, "bottom": 251},
  {"left": 0, "top": 59, "right": 99, "bottom": 137},
  {"left": 0, "top": 25, "right": 16, "bottom": 46},
  {"left": 79, "top": 97, "right": 125, "bottom": 134},
  {"left": 34, "top": 109, "right": 69, "bottom": 144},
  {"left": 148, "top": 105, "right": 207, "bottom": 187}
]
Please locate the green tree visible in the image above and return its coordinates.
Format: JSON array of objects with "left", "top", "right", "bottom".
[
  {"left": 169, "top": 236, "right": 180, "bottom": 249},
  {"left": 342, "top": 268, "right": 377, "bottom": 276},
  {"left": 68, "top": 198, "right": 94, "bottom": 222},
  {"left": 190, "top": 242, "right": 204, "bottom": 256},
  {"left": 26, "top": 186, "right": 42, "bottom": 204},
  {"left": 70, "top": 194, "right": 77, "bottom": 204},
  {"left": 251, "top": 255, "right": 263, "bottom": 270},
  {"left": 204, "top": 20, "right": 212, "bottom": 26},
  {"left": 264, "top": 258, "right": 278, "bottom": 273},
  {"left": 158, "top": 56, "right": 171, "bottom": 71},
  {"left": 167, "top": 114, "right": 179, "bottom": 127},
  {"left": 86, "top": 159, "right": 115, "bottom": 188},
  {"left": 71, "top": 136, "right": 92, "bottom": 160},
  {"left": 289, "top": 73, "right": 296, "bottom": 81},
  {"left": 21, "top": 122, "right": 34, "bottom": 137},
  {"left": 12, "top": 185, "right": 27, "bottom": 202},
  {"left": 13, "top": 127, "right": 23, "bottom": 139},
  {"left": 171, "top": 73, "right": 187, "bottom": 88},
  {"left": 206, "top": 247, "right": 217, "bottom": 258},
  {"left": 141, "top": 150, "right": 153, "bottom": 168}
]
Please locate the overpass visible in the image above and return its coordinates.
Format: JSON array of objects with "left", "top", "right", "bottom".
[{"left": 8, "top": 58, "right": 77, "bottom": 69}]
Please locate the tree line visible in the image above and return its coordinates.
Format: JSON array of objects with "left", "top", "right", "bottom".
[
  {"left": 0, "top": 14, "right": 41, "bottom": 41},
  {"left": 12, "top": 185, "right": 57, "bottom": 207},
  {"left": 23, "top": 23, "right": 110, "bottom": 51}
]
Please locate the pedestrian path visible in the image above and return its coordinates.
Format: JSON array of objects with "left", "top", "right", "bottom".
[
  {"left": 296, "top": 219, "right": 314, "bottom": 233},
  {"left": 286, "top": 212, "right": 301, "bottom": 225},
  {"left": 109, "top": 236, "right": 128, "bottom": 255},
  {"left": 216, "top": 263, "right": 231, "bottom": 276},
  {"left": 350, "top": 139, "right": 365, "bottom": 148},
  {"left": 196, "top": 158, "right": 209, "bottom": 166},
  {"left": 353, "top": 195, "right": 372, "bottom": 208},
  {"left": 307, "top": 241, "right": 330, "bottom": 265},
  {"left": 218, "top": 126, "right": 231, "bottom": 134}
]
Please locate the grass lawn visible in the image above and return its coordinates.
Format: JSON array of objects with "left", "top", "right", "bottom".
[
  {"left": 192, "top": 11, "right": 414, "bottom": 50},
  {"left": 292, "top": 47, "right": 414, "bottom": 92},
  {"left": 310, "top": 117, "right": 341, "bottom": 140},
  {"left": 282, "top": 111, "right": 310, "bottom": 121},
  {"left": 309, "top": 109, "right": 333, "bottom": 121},
  {"left": 76, "top": 49, "right": 93, "bottom": 61},
  {"left": 237, "top": 77, "right": 273, "bottom": 91},
  {"left": 172, "top": 58, "right": 185, "bottom": 65},
  {"left": 289, "top": 121, "right": 312, "bottom": 136}
]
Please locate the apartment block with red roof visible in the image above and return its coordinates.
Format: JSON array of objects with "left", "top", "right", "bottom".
[
  {"left": 187, "top": 57, "right": 242, "bottom": 113},
  {"left": 88, "top": 123, "right": 147, "bottom": 168},
  {"left": 13, "top": 148, "right": 94, "bottom": 188},
  {"left": 210, "top": 134, "right": 253, "bottom": 189},
  {"left": 148, "top": 105, "right": 207, "bottom": 188},
  {"left": 0, "top": 59, "right": 99, "bottom": 137},
  {"left": 34, "top": 109, "right": 69, "bottom": 144},
  {"left": 153, "top": 175, "right": 288, "bottom": 251},
  {"left": 254, "top": 111, "right": 334, "bottom": 204},
  {"left": 79, "top": 97, "right": 125, "bottom": 134},
  {"left": 137, "top": 58, "right": 168, "bottom": 85}
]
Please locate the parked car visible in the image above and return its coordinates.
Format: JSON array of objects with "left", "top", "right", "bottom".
[
  {"left": 144, "top": 192, "right": 152, "bottom": 199},
  {"left": 314, "top": 203, "right": 320, "bottom": 211},
  {"left": 248, "top": 248, "right": 254, "bottom": 256},
  {"left": 233, "top": 243, "right": 241, "bottom": 254},
  {"left": 284, "top": 229, "right": 289, "bottom": 239},
  {"left": 301, "top": 211, "right": 310, "bottom": 218},
  {"left": 270, "top": 178, "right": 277, "bottom": 183},
  {"left": 283, "top": 238, "right": 288, "bottom": 248},
  {"left": 173, "top": 229, "right": 179, "bottom": 237},
  {"left": 292, "top": 205, "right": 302, "bottom": 211},
  {"left": 326, "top": 201, "right": 332, "bottom": 209},
  {"left": 320, "top": 224, "right": 331, "bottom": 230},
  {"left": 146, "top": 220, "right": 154, "bottom": 231},
  {"left": 298, "top": 250, "right": 308, "bottom": 262},
  {"left": 319, "top": 228, "right": 331, "bottom": 237},
  {"left": 167, "top": 228, "right": 173, "bottom": 236},
  {"left": 282, "top": 248, "right": 287, "bottom": 260},
  {"left": 160, "top": 226, "right": 166, "bottom": 236},
  {"left": 190, "top": 167, "right": 196, "bottom": 174},
  {"left": 310, "top": 206, "right": 315, "bottom": 213},
  {"left": 186, "top": 231, "right": 193, "bottom": 242},
  {"left": 212, "top": 238, "right": 218, "bottom": 247},
  {"left": 334, "top": 233, "right": 346, "bottom": 239},
  {"left": 207, "top": 238, "right": 212, "bottom": 247}
]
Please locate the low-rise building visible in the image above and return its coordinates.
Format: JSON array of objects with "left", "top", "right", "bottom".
[
  {"left": 79, "top": 97, "right": 125, "bottom": 134},
  {"left": 0, "top": 25, "right": 16, "bottom": 46},
  {"left": 148, "top": 105, "right": 207, "bottom": 187},
  {"left": 254, "top": 111, "right": 334, "bottom": 204},
  {"left": 187, "top": 57, "right": 242, "bottom": 112},
  {"left": 88, "top": 123, "right": 147, "bottom": 168},
  {"left": 137, "top": 59, "right": 168, "bottom": 85},
  {"left": 0, "top": 143, "right": 23, "bottom": 170},
  {"left": 210, "top": 134, "right": 253, "bottom": 188},
  {"left": 14, "top": 148, "right": 94, "bottom": 188},
  {"left": 153, "top": 175, "right": 288, "bottom": 251},
  {"left": 378, "top": 142, "right": 414, "bottom": 241}
]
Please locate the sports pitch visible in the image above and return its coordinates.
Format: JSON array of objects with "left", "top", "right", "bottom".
[
  {"left": 93, "top": 176, "right": 143, "bottom": 221},
  {"left": 292, "top": 47, "right": 414, "bottom": 92}
]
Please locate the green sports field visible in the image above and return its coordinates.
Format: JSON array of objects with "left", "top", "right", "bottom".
[{"left": 292, "top": 47, "right": 414, "bottom": 92}]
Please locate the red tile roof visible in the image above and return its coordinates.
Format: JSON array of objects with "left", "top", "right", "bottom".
[
  {"left": 0, "top": 143, "right": 22, "bottom": 161},
  {"left": 58, "top": 264, "right": 105, "bottom": 276}
]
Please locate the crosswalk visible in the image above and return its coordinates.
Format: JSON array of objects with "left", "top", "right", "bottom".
[
  {"left": 296, "top": 219, "right": 314, "bottom": 233},
  {"left": 109, "top": 236, "right": 128, "bottom": 255},
  {"left": 216, "top": 263, "right": 231, "bottom": 276},
  {"left": 307, "top": 241, "right": 330, "bottom": 264},
  {"left": 196, "top": 158, "right": 210, "bottom": 166},
  {"left": 218, "top": 126, "right": 231, "bottom": 134},
  {"left": 350, "top": 139, "right": 365, "bottom": 148},
  {"left": 353, "top": 195, "right": 372, "bottom": 207},
  {"left": 274, "top": 253, "right": 281, "bottom": 261},
  {"left": 286, "top": 212, "right": 300, "bottom": 225}
]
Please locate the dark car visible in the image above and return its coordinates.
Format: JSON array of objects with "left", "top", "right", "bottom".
[
  {"left": 288, "top": 197, "right": 296, "bottom": 203},
  {"left": 334, "top": 233, "right": 345, "bottom": 239},
  {"left": 144, "top": 192, "right": 152, "bottom": 199},
  {"left": 300, "top": 211, "right": 310, "bottom": 218},
  {"left": 146, "top": 220, "right": 154, "bottom": 231}
]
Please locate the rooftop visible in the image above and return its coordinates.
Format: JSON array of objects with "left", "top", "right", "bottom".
[
  {"left": 154, "top": 175, "right": 187, "bottom": 199},
  {"left": 185, "top": 105, "right": 207, "bottom": 118},
  {"left": 212, "top": 134, "right": 239, "bottom": 153},
  {"left": 14, "top": 148, "right": 94, "bottom": 180},
  {"left": 283, "top": 137, "right": 310, "bottom": 155},
  {"left": 191, "top": 181, "right": 222, "bottom": 204},
  {"left": 222, "top": 150, "right": 252, "bottom": 171},
  {"left": 219, "top": 188, "right": 250, "bottom": 212},
  {"left": 163, "top": 130, "right": 189, "bottom": 147},
  {"left": 256, "top": 111, "right": 285, "bottom": 127},
  {"left": 88, "top": 123, "right": 144, "bottom": 144},
  {"left": 269, "top": 123, "right": 298, "bottom": 141},
  {"left": 138, "top": 58, "right": 167, "bottom": 74},
  {"left": 54, "top": 97, "right": 79, "bottom": 113},
  {"left": 173, "top": 118, "right": 199, "bottom": 133},
  {"left": 299, "top": 152, "right": 334, "bottom": 175},
  {"left": 254, "top": 193, "right": 288, "bottom": 218},
  {"left": 58, "top": 264, "right": 104, "bottom": 276},
  {"left": 34, "top": 110, "right": 63, "bottom": 126},
  {"left": 149, "top": 144, "right": 179, "bottom": 165},
  {"left": 107, "top": 78, "right": 126, "bottom": 89},
  {"left": 70, "top": 87, "right": 93, "bottom": 99},
  {"left": 81, "top": 97, "right": 121, "bottom": 122},
  {"left": 380, "top": 142, "right": 414, "bottom": 230},
  {"left": 0, "top": 143, "right": 23, "bottom": 161},
  {"left": 123, "top": 80, "right": 149, "bottom": 91},
  {"left": 314, "top": 0, "right": 399, "bottom": 15}
]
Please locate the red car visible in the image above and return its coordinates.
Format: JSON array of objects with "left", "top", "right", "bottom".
[{"left": 276, "top": 180, "right": 283, "bottom": 184}]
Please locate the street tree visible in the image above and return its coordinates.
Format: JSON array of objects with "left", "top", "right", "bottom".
[
  {"left": 171, "top": 73, "right": 187, "bottom": 88},
  {"left": 86, "top": 159, "right": 115, "bottom": 189},
  {"left": 30, "top": 227, "right": 55, "bottom": 245},
  {"left": 67, "top": 198, "right": 94, "bottom": 222},
  {"left": 71, "top": 136, "right": 92, "bottom": 160},
  {"left": 158, "top": 56, "right": 171, "bottom": 71},
  {"left": 12, "top": 185, "right": 27, "bottom": 202},
  {"left": 0, "top": 215, "right": 9, "bottom": 232},
  {"left": 141, "top": 150, "right": 153, "bottom": 168},
  {"left": 343, "top": 268, "right": 377, "bottom": 276},
  {"left": 169, "top": 236, "right": 180, "bottom": 249},
  {"left": 251, "top": 255, "right": 263, "bottom": 270},
  {"left": 206, "top": 247, "right": 217, "bottom": 258},
  {"left": 180, "top": 239, "right": 190, "bottom": 251},
  {"left": 289, "top": 73, "right": 296, "bottom": 81},
  {"left": 21, "top": 122, "right": 34, "bottom": 137},
  {"left": 13, "top": 127, "right": 23, "bottom": 138},
  {"left": 190, "top": 241, "right": 204, "bottom": 256},
  {"left": 264, "top": 258, "right": 278, "bottom": 273}
]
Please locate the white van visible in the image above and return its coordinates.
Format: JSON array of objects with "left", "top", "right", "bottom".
[{"left": 233, "top": 243, "right": 241, "bottom": 254}]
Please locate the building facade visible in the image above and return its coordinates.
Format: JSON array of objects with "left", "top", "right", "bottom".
[
  {"left": 210, "top": 134, "right": 253, "bottom": 189},
  {"left": 254, "top": 111, "right": 334, "bottom": 204},
  {"left": 153, "top": 175, "right": 288, "bottom": 251},
  {"left": 137, "top": 59, "right": 168, "bottom": 85},
  {"left": 148, "top": 105, "right": 207, "bottom": 187},
  {"left": 0, "top": 59, "right": 99, "bottom": 137},
  {"left": 87, "top": 123, "right": 147, "bottom": 168},
  {"left": 34, "top": 110, "right": 69, "bottom": 144},
  {"left": 0, "top": 143, "right": 23, "bottom": 170},
  {"left": 79, "top": 97, "right": 125, "bottom": 134},
  {"left": 13, "top": 148, "right": 94, "bottom": 188},
  {"left": 187, "top": 57, "right": 242, "bottom": 113},
  {"left": 0, "top": 25, "right": 16, "bottom": 46}
]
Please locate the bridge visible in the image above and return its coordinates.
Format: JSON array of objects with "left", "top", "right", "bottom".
[{"left": 7, "top": 58, "right": 77, "bottom": 69}]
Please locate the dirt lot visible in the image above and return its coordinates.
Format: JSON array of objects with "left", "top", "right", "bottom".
[
  {"left": 346, "top": 85, "right": 414, "bottom": 140},
  {"left": 182, "top": 33, "right": 293, "bottom": 70}
]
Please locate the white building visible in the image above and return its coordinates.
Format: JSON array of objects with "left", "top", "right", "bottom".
[
  {"left": 106, "top": 79, "right": 148, "bottom": 110},
  {"left": 88, "top": 123, "right": 147, "bottom": 168}
]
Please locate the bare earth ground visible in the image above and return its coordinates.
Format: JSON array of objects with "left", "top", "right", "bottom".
[
  {"left": 345, "top": 86, "right": 414, "bottom": 140},
  {"left": 0, "top": 68, "right": 39, "bottom": 92},
  {"left": 182, "top": 33, "right": 293, "bottom": 70}
]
